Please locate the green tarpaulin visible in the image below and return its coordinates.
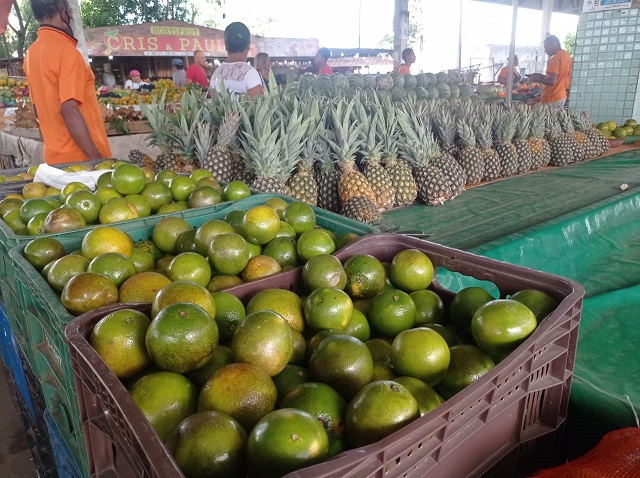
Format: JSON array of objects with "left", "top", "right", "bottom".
[{"left": 383, "top": 150, "right": 640, "bottom": 457}]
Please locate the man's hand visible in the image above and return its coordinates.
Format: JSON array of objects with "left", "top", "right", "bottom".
[{"left": 60, "top": 99, "right": 104, "bottom": 160}]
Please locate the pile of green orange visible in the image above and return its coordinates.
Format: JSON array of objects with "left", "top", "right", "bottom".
[
  {"left": 22, "top": 199, "right": 360, "bottom": 315},
  {"left": 85, "top": 245, "right": 558, "bottom": 478},
  {"left": 596, "top": 118, "right": 639, "bottom": 139},
  {"left": 1, "top": 162, "right": 252, "bottom": 236}
]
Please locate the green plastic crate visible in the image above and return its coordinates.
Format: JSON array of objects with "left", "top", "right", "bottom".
[{"left": 7, "top": 194, "right": 376, "bottom": 477}]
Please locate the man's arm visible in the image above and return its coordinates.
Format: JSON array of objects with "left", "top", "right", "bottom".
[
  {"left": 527, "top": 72, "right": 558, "bottom": 86},
  {"left": 60, "top": 99, "right": 104, "bottom": 159}
]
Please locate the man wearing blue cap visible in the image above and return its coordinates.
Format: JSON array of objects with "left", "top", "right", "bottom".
[{"left": 172, "top": 58, "right": 186, "bottom": 87}]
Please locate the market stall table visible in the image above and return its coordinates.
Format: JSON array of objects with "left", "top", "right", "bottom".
[{"left": 0, "top": 127, "right": 159, "bottom": 168}]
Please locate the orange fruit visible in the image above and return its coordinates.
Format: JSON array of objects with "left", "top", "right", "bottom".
[
  {"left": 296, "top": 229, "right": 335, "bottom": 262},
  {"left": 435, "top": 344, "right": 495, "bottom": 399},
  {"left": 242, "top": 205, "right": 280, "bottom": 245},
  {"left": 343, "top": 308, "right": 370, "bottom": 342},
  {"left": 155, "top": 169, "right": 178, "bottom": 186},
  {"left": 509, "top": 289, "right": 558, "bottom": 324},
  {"left": 343, "top": 254, "right": 387, "bottom": 299},
  {"left": 151, "top": 280, "right": 216, "bottom": 318},
  {"left": 424, "top": 324, "right": 458, "bottom": 347},
  {"left": 187, "top": 186, "right": 223, "bottom": 209},
  {"left": 119, "top": 272, "right": 172, "bottom": 303},
  {"left": 231, "top": 310, "right": 293, "bottom": 377},
  {"left": 46, "top": 254, "right": 90, "bottom": 292},
  {"left": 0, "top": 197, "right": 24, "bottom": 217},
  {"left": 302, "top": 254, "right": 347, "bottom": 291},
  {"left": 43, "top": 206, "right": 86, "bottom": 233},
  {"left": 272, "top": 365, "right": 309, "bottom": 400},
  {"left": 129, "top": 371, "right": 198, "bottom": 442},
  {"left": 166, "top": 252, "right": 212, "bottom": 287},
  {"left": 141, "top": 166, "right": 156, "bottom": 183},
  {"left": 169, "top": 176, "right": 197, "bottom": 202},
  {"left": 309, "top": 334, "right": 373, "bottom": 400},
  {"left": 167, "top": 411, "right": 247, "bottom": 478},
  {"left": 372, "top": 361, "right": 397, "bottom": 381},
  {"left": 186, "top": 345, "right": 234, "bottom": 388},
  {"left": 99, "top": 197, "right": 139, "bottom": 224},
  {"left": 60, "top": 181, "right": 90, "bottom": 202},
  {"left": 305, "top": 329, "right": 343, "bottom": 364},
  {"left": 175, "top": 229, "right": 197, "bottom": 253},
  {"left": 276, "top": 221, "right": 297, "bottom": 240},
  {"left": 262, "top": 237, "right": 299, "bottom": 268},
  {"left": 87, "top": 252, "right": 137, "bottom": 287},
  {"left": 111, "top": 163, "right": 146, "bottom": 195},
  {"left": 223, "top": 181, "right": 251, "bottom": 201},
  {"left": 20, "top": 198, "right": 55, "bottom": 223},
  {"left": 303, "top": 287, "right": 353, "bottom": 331},
  {"left": 140, "top": 181, "right": 173, "bottom": 213},
  {"left": 245, "top": 242, "right": 263, "bottom": 260},
  {"left": 45, "top": 197, "right": 62, "bottom": 208},
  {"left": 289, "top": 330, "right": 307, "bottom": 365},
  {"left": 157, "top": 202, "right": 188, "bottom": 214},
  {"left": 283, "top": 201, "right": 316, "bottom": 235},
  {"left": 196, "top": 177, "right": 223, "bottom": 192},
  {"left": 471, "top": 299, "right": 537, "bottom": 362},
  {"left": 22, "top": 182, "right": 47, "bottom": 199},
  {"left": 368, "top": 289, "right": 417, "bottom": 337},
  {"left": 90, "top": 308, "right": 152, "bottom": 378},
  {"left": 391, "top": 327, "right": 451, "bottom": 386},
  {"left": 189, "top": 169, "right": 214, "bottom": 182},
  {"left": 411, "top": 289, "right": 445, "bottom": 326},
  {"left": 198, "top": 362, "right": 277, "bottom": 431},
  {"left": 264, "top": 197, "right": 288, "bottom": 218},
  {"left": 392, "top": 376, "right": 445, "bottom": 417},
  {"left": 152, "top": 217, "right": 192, "bottom": 254},
  {"left": 26, "top": 213, "right": 46, "bottom": 235},
  {"left": 241, "top": 255, "right": 282, "bottom": 282},
  {"left": 366, "top": 338, "right": 393, "bottom": 364},
  {"left": 130, "top": 247, "right": 155, "bottom": 273},
  {"left": 246, "top": 288, "right": 305, "bottom": 333},
  {"left": 155, "top": 255, "right": 175, "bottom": 274},
  {"left": 134, "top": 239, "right": 163, "bottom": 262},
  {"left": 209, "top": 233, "right": 250, "bottom": 275},
  {"left": 95, "top": 187, "right": 122, "bottom": 204},
  {"left": 194, "top": 219, "right": 235, "bottom": 257},
  {"left": 449, "top": 287, "right": 495, "bottom": 338},
  {"left": 65, "top": 190, "right": 102, "bottom": 224},
  {"left": 346, "top": 380, "right": 419, "bottom": 448},
  {"left": 3, "top": 209, "right": 27, "bottom": 234},
  {"left": 207, "top": 274, "right": 244, "bottom": 292},
  {"left": 389, "top": 249, "right": 434, "bottom": 292},
  {"left": 335, "top": 232, "right": 359, "bottom": 250},
  {"left": 124, "top": 194, "right": 152, "bottom": 218},
  {"left": 82, "top": 226, "right": 133, "bottom": 260},
  {"left": 23, "top": 237, "right": 66, "bottom": 270},
  {"left": 45, "top": 187, "right": 61, "bottom": 197},
  {"left": 210, "top": 291, "right": 246, "bottom": 343},
  {"left": 224, "top": 209, "right": 246, "bottom": 234},
  {"left": 146, "top": 302, "right": 219, "bottom": 373},
  {"left": 61, "top": 272, "right": 119, "bottom": 315},
  {"left": 96, "top": 171, "right": 113, "bottom": 189},
  {"left": 246, "top": 409, "right": 329, "bottom": 478}
]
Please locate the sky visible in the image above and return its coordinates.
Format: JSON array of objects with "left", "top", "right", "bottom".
[{"left": 204, "top": 0, "right": 579, "bottom": 72}]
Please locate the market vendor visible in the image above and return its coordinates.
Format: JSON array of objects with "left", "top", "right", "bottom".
[
  {"left": 125, "top": 70, "right": 146, "bottom": 90},
  {"left": 186, "top": 50, "right": 209, "bottom": 87},
  {"left": 526, "top": 35, "right": 572, "bottom": 109},
  {"left": 397, "top": 48, "right": 416, "bottom": 75},
  {"left": 314, "top": 48, "right": 333, "bottom": 75},
  {"left": 497, "top": 56, "right": 521, "bottom": 86},
  {"left": 23, "top": 0, "right": 111, "bottom": 164}
]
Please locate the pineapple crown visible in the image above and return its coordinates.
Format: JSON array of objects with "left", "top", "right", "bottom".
[
  {"left": 325, "top": 98, "right": 363, "bottom": 164},
  {"left": 194, "top": 122, "right": 216, "bottom": 162},
  {"left": 298, "top": 97, "right": 325, "bottom": 167},
  {"left": 473, "top": 104, "right": 493, "bottom": 149},
  {"left": 355, "top": 100, "right": 384, "bottom": 162},
  {"left": 530, "top": 107, "right": 547, "bottom": 139},
  {"left": 514, "top": 106, "right": 532, "bottom": 141},
  {"left": 433, "top": 105, "right": 457, "bottom": 144},
  {"left": 238, "top": 96, "right": 281, "bottom": 178},
  {"left": 570, "top": 110, "right": 590, "bottom": 132},
  {"left": 545, "top": 107, "right": 562, "bottom": 138},
  {"left": 492, "top": 108, "right": 517, "bottom": 144},
  {"left": 372, "top": 94, "right": 401, "bottom": 160},
  {"left": 556, "top": 109, "right": 575, "bottom": 134},
  {"left": 276, "top": 104, "right": 310, "bottom": 178},
  {"left": 456, "top": 118, "right": 477, "bottom": 149},
  {"left": 396, "top": 104, "right": 440, "bottom": 168}
]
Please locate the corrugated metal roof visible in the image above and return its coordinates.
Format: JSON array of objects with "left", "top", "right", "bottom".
[{"left": 472, "top": 0, "right": 581, "bottom": 15}]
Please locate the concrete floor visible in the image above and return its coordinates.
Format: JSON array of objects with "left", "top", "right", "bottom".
[{"left": 0, "top": 362, "right": 39, "bottom": 478}]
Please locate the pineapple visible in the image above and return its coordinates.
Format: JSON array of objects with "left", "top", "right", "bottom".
[
  {"left": 357, "top": 102, "right": 395, "bottom": 210},
  {"left": 571, "top": 110, "right": 599, "bottom": 159},
  {"left": 493, "top": 108, "right": 518, "bottom": 177},
  {"left": 528, "top": 106, "right": 551, "bottom": 170},
  {"left": 513, "top": 106, "right": 533, "bottom": 174},
  {"left": 546, "top": 110, "right": 575, "bottom": 166},
  {"left": 342, "top": 196, "right": 382, "bottom": 224},
  {"left": 456, "top": 118, "right": 484, "bottom": 184},
  {"left": 581, "top": 111, "right": 610, "bottom": 157},
  {"left": 397, "top": 106, "right": 452, "bottom": 206},
  {"left": 198, "top": 109, "right": 241, "bottom": 181},
  {"left": 315, "top": 142, "right": 341, "bottom": 213},
  {"left": 326, "top": 98, "right": 377, "bottom": 207},
  {"left": 378, "top": 97, "right": 417, "bottom": 206},
  {"left": 239, "top": 97, "right": 309, "bottom": 195},
  {"left": 289, "top": 98, "right": 323, "bottom": 205},
  {"left": 474, "top": 105, "right": 501, "bottom": 182},
  {"left": 557, "top": 110, "right": 584, "bottom": 163},
  {"left": 433, "top": 105, "right": 459, "bottom": 160}
]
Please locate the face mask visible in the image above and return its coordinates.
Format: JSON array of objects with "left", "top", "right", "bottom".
[{"left": 62, "top": 9, "right": 74, "bottom": 36}]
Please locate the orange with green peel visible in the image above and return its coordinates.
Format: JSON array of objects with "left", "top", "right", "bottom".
[
  {"left": 303, "top": 287, "right": 353, "bottom": 331},
  {"left": 111, "top": 163, "right": 147, "bottom": 195},
  {"left": 46, "top": 255, "right": 90, "bottom": 292},
  {"left": 343, "top": 254, "right": 387, "bottom": 299},
  {"left": 223, "top": 180, "right": 251, "bottom": 201},
  {"left": 99, "top": 197, "right": 139, "bottom": 224},
  {"left": 343, "top": 308, "right": 370, "bottom": 342},
  {"left": 119, "top": 272, "right": 172, "bottom": 303},
  {"left": 302, "top": 254, "right": 347, "bottom": 292},
  {"left": 23, "top": 237, "right": 66, "bottom": 270},
  {"left": 134, "top": 239, "right": 162, "bottom": 261},
  {"left": 95, "top": 187, "right": 122, "bottom": 204},
  {"left": 224, "top": 209, "right": 245, "bottom": 234},
  {"left": 65, "top": 191, "right": 102, "bottom": 224},
  {"left": 146, "top": 302, "right": 219, "bottom": 374},
  {"left": 264, "top": 197, "right": 288, "bottom": 218},
  {"left": 43, "top": 207, "right": 86, "bottom": 233},
  {"left": 296, "top": 229, "right": 335, "bottom": 262},
  {"left": 435, "top": 344, "right": 495, "bottom": 399},
  {"left": 60, "top": 181, "right": 90, "bottom": 202},
  {"left": 283, "top": 201, "right": 316, "bottom": 235},
  {"left": 152, "top": 216, "right": 192, "bottom": 254},
  {"left": 368, "top": 289, "right": 417, "bottom": 337},
  {"left": 151, "top": 280, "right": 216, "bottom": 318},
  {"left": 186, "top": 345, "right": 234, "bottom": 388},
  {"left": 166, "top": 252, "right": 212, "bottom": 287},
  {"left": 22, "top": 182, "right": 47, "bottom": 199},
  {"left": 263, "top": 237, "right": 299, "bottom": 268},
  {"left": 175, "top": 229, "right": 198, "bottom": 254},
  {"left": 3, "top": 209, "right": 27, "bottom": 234},
  {"left": 61, "top": 272, "right": 119, "bottom": 315},
  {"left": 393, "top": 376, "right": 445, "bottom": 416},
  {"left": 289, "top": 330, "right": 307, "bottom": 365},
  {"left": 449, "top": 286, "right": 495, "bottom": 338},
  {"left": 272, "top": 365, "right": 310, "bottom": 401},
  {"left": 20, "top": 198, "right": 55, "bottom": 223},
  {"left": 90, "top": 308, "right": 152, "bottom": 378},
  {"left": 241, "top": 255, "right": 281, "bottom": 282},
  {"left": 242, "top": 205, "right": 281, "bottom": 245},
  {"left": 411, "top": 289, "right": 445, "bottom": 326},
  {"left": 0, "top": 197, "right": 24, "bottom": 217},
  {"left": 129, "top": 247, "right": 155, "bottom": 273},
  {"left": 206, "top": 274, "right": 244, "bottom": 292},
  {"left": 366, "top": 338, "right": 393, "bottom": 364},
  {"left": 26, "top": 213, "right": 47, "bottom": 235},
  {"left": 391, "top": 327, "right": 451, "bottom": 386},
  {"left": 210, "top": 291, "right": 246, "bottom": 343},
  {"left": 169, "top": 176, "right": 197, "bottom": 202},
  {"left": 82, "top": 226, "right": 133, "bottom": 259},
  {"left": 510, "top": 289, "right": 558, "bottom": 324},
  {"left": 389, "top": 249, "right": 434, "bottom": 292},
  {"left": 88, "top": 252, "right": 137, "bottom": 287},
  {"left": 140, "top": 181, "right": 172, "bottom": 212},
  {"left": 155, "top": 169, "right": 177, "bottom": 186},
  {"left": 209, "top": 233, "right": 250, "bottom": 275},
  {"left": 194, "top": 220, "right": 235, "bottom": 256},
  {"left": 189, "top": 168, "right": 214, "bottom": 182},
  {"left": 187, "top": 186, "right": 223, "bottom": 209},
  {"left": 124, "top": 194, "right": 151, "bottom": 218}
]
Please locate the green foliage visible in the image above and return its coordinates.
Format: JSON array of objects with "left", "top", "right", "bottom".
[
  {"left": 378, "top": 0, "right": 424, "bottom": 51},
  {"left": 1, "top": 0, "right": 37, "bottom": 58},
  {"left": 564, "top": 32, "right": 576, "bottom": 58}
]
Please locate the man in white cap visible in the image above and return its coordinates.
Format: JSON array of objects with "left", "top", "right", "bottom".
[{"left": 172, "top": 58, "right": 186, "bottom": 87}]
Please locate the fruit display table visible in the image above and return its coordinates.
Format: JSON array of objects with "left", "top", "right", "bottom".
[
  {"left": 0, "top": 127, "right": 159, "bottom": 168},
  {"left": 384, "top": 148, "right": 640, "bottom": 458}
]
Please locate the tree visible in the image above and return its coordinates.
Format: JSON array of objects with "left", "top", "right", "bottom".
[
  {"left": 81, "top": 0, "right": 223, "bottom": 28},
  {"left": 564, "top": 32, "right": 575, "bottom": 58},
  {"left": 1, "top": 0, "right": 37, "bottom": 58},
  {"left": 378, "top": 0, "right": 424, "bottom": 51}
]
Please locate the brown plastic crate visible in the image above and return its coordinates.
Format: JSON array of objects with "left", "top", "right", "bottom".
[{"left": 65, "top": 234, "right": 584, "bottom": 478}]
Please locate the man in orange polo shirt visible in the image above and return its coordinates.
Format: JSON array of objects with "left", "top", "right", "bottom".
[
  {"left": 24, "top": 0, "right": 111, "bottom": 164},
  {"left": 527, "top": 35, "right": 572, "bottom": 109}
]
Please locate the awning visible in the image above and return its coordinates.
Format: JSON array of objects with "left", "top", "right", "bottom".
[
  {"left": 472, "top": 0, "right": 582, "bottom": 15},
  {"left": 0, "top": 0, "right": 12, "bottom": 35}
]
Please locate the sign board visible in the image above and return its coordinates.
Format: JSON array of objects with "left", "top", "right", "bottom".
[
  {"left": 85, "top": 22, "right": 319, "bottom": 59},
  {"left": 583, "top": 0, "right": 640, "bottom": 13}
]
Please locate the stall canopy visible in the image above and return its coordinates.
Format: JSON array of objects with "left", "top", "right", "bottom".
[
  {"left": 85, "top": 20, "right": 320, "bottom": 59},
  {"left": 472, "top": 0, "right": 582, "bottom": 15}
]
